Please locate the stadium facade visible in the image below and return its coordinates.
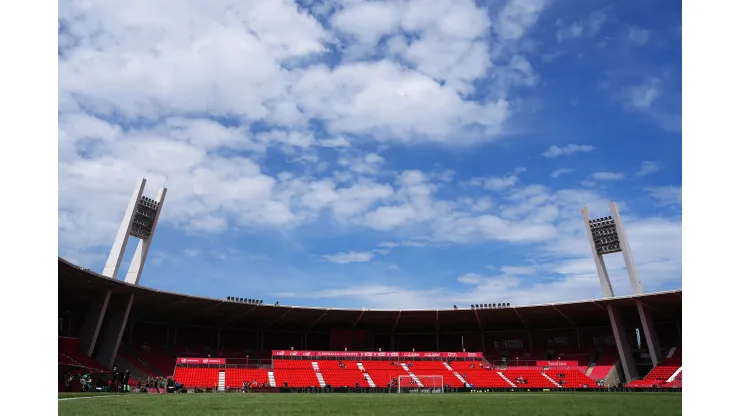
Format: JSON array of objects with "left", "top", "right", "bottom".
[{"left": 59, "top": 257, "right": 681, "bottom": 391}]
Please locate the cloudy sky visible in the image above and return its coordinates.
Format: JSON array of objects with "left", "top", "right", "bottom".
[{"left": 58, "top": 0, "right": 681, "bottom": 309}]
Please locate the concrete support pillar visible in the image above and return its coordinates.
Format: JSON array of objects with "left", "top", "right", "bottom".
[
  {"left": 78, "top": 290, "right": 111, "bottom": 357},
  {"left": 94, "top": 293, "right": 135, "bottom": 369},
  {"left": 637, "top": 303, "right": 664, "bottom": 365},
  {"left": 607, "top": 304, "right": 638, "bottom": 383}
]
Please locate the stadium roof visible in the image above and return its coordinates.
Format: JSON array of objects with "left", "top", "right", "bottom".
[{"left": 59, "top": 257, "right": 681, "bottom": 333}]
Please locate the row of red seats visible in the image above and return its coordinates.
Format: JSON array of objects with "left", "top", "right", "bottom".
[
  {"left": 626, "top": 346, "right": 682, "bottom": 388},
  {"left": 58, "top": 337, "right": 105, "bottom": 370}
]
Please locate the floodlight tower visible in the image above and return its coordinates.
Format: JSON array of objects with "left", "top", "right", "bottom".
[
  {"left": 102, "top": 178, "right": 167, "bottom": 285},
  {"left": 582, "top": 201, "right": 664, "bottom": 381}
]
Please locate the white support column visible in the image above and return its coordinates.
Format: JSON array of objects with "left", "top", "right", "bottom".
[
  {"left": 609, "top": 202, "right": 644, "bottom": 294},
  {"left": 124, "top": 187, "right": 167, "bottom": 285},
  {"left": 607, "top": 304, "right": 638, "bottom": 383},
  {"left": 637, "top": 302, "right": 664, "bottom": 366},
  {"left": 102, "top": 179, "right": 146, "bottom": 279},
  {"left": 582, "top": 207, "right": 615, "bottom": 297}
]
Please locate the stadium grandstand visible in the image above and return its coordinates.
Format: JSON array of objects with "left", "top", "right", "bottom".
[{"left": 58, "top": 256, "right": 681, "bottom": 393}]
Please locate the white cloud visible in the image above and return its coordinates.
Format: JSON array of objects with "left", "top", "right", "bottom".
[
  {"left": 645, "top": 186, "right": 682, "bottom": 206},
  {"left": 318, "top": 137, "right": 351, "bottom": 148},
  {"left": 469, "top": 168, "right": 526, "bottom": 190},
  {"left": 541, "top": 144, "right": 595, "bottom": 158},
  {"left": 551, "top": 168, "right": 573, "bottom": 178},
  {"left": 627, "top": 78, "right": 662, "bottom": 109},
  {"left": 282, "top": 211, "right": 682, "bottom": 309},
  {"left": 591, "top": 172, "right": 625, "bottom": 181},
  {"left": 556, "top": 11, "right": 607, "bottom": 42},
  {"left": 636, "top": 161, "right": 661, "bottom": 177},
  {"left": 556, "top": 22, "right": 583, "bottom": 42},
  {"left": 458, "top": 273, "right": 483, "bottom": 285},
  {"left": 494, "top": 0, "right": 551, "bottom": 41},
  {"left": 323, "top": 251, "right": 375, "bottom": 264},
  {"left": 627, "top": 27, "right": 651, "bottom": 45}
]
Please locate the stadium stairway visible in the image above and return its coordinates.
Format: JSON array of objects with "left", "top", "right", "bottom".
[
  {"left": 406, "top": 360, "right": 463, "bottom": 387},
  {"left": 497, "top": 372, "right": 517, "bottom": 387},
  {"left": 217, "top": 371, "right": 226, "bottom": 392},
  {"left": 443, "top": 361, "right": 468, "bottom": 386},
  {"left": 503, "top": 369, "right": 564, "bottom": 388},
  {"left": 311, "top": 362, "right": 327, "bottom": 387},
  {"left": 540, "top": 373, "right": 561, "bottom": 388},
  {"left": 667, "top": 368, "right": 682, "bottom": 382},
  {"left": 362, "top": 361, "right": 413, "bottom": 388},
  {"left": 400, "top": 363, "right": 423, "bottom": 386},
  {"left": 268, "top": 371, "right": 276, "bottom": 387},
  {"left": 354, "top": 363, "right": 376, "bottom": 387},
  {"left": 545, "top": 369, "right": 597, "bottom": 388},
  {"left": 449, "top": 362, "right": 513, "bottom": 388},
  {"left": 318, "top": 361, "right": 368, "bottom": 387}
]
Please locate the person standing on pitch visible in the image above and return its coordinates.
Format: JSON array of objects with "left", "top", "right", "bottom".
[
  {"left": 123, "top": 369, "right": 130, "bottom": 392},
  {"left": 111, "top": 367, "right": 119, "bottom": 392}
]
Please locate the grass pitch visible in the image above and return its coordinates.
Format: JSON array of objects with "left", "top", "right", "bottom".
[{"left": 58, "top": 392, "right": 681, "bottom": 416}]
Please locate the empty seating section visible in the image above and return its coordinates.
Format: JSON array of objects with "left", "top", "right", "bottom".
[
  {"left": 503, "top": 369, "right": 558, "bottom": 388},
  {"left": 132, "top": 344, "right": 176, "bottom": 376},
  {"left": 545, "top": 369, "right": 596, "bottom": 388},
  {"left": 318, "top": 360, "right": 369, "bottom": 387},
  {"left": 273, "top": 360, "right": 320, "bottom": 387},
  {"left": 58, "top": 337, "right": 104, "bottom": 370},
  {"left": 449, "top": 362, "right": 512, "bottom": 387},
  {"left": 118, "top": 350, "right": 157, "bottom": 376},
  {"left": 173, "top": 368, "right": 219, "bottom": 388},
  {"left": 406, "top": 361, "right": 463, "bottom": 387},
  {"left": 589, "top": 350, "right": 617, "bottom": 381},
  {"left": 225, "top": 369, "right": 269, "bottom": 388},
  {"left": 361, "top": 361, "right": 412, "bottom": 387},
  {"left": 626, "top": 346, "right": 681, "bottom": 388}
]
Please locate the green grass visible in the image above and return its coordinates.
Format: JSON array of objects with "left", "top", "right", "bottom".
[{"left": 58, "top": 392, "right": 681, "bottom": 416}]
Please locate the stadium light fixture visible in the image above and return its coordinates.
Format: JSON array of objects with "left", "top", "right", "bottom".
[
  {"left": 102, "top": 178, "right": 167, "bottom": 285},
  {"left": 582, "top": 203, "right": 644, "bottom": 297}
]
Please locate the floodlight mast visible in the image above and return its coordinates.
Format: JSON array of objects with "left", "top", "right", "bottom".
[
  {"left": 582, "top": 201, "right": 664, "bottom": 381},
  {"left": 102, "top": 178, "right": 167, "bottom": 285}
]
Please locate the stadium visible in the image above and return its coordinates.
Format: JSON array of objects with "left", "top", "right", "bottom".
[
  {"left": 55, "top": 1, "right": 684, "bottom": 414},
  {"left": 58, "top": 181, "right": 682, "bottom": 415}
]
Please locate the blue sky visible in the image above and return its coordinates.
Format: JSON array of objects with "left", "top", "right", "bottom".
[{"left": 57, "top": 0, "right": 681, "bottom": 309}]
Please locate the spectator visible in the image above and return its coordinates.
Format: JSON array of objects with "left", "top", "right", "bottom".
[
  {"left": 111, "top": 367, "right": 119, "bottom": 392},
  {"left": 123, "top": 369, "right": 130, "bottom": 392}
]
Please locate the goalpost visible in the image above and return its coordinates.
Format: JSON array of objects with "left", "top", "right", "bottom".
[{"left": 397, "top": 375, "right": 444, "bottom": 393}]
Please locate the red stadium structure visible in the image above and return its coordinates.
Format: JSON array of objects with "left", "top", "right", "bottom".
[{"left": 58, "top": 257, "right": 681, "bottom": 392}]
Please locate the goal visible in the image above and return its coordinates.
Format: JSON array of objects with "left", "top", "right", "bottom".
[{"left": 397, "top": 375, "right": 444, "bottom": 393}]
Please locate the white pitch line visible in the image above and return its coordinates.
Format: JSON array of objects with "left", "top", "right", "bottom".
[{"left": 58, "top": 394, "right": 120, "bottom": 401}]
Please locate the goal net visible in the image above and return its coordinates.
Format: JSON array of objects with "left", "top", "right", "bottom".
[{"left": 397, "top": 375, "right": 444, "bottom": 393}]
